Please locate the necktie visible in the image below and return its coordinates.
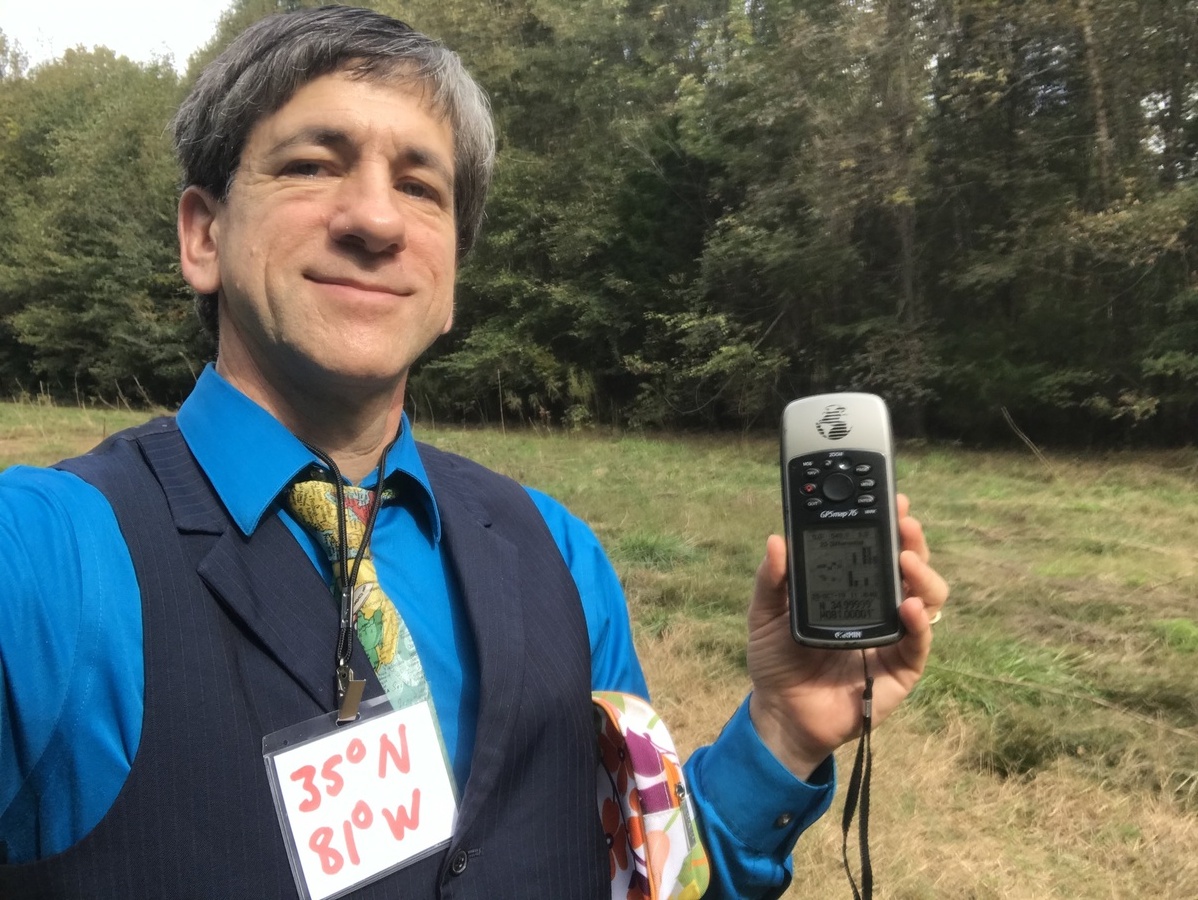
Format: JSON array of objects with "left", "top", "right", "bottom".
[{"left": 287, "top": 478, "right": 432, "bottom": 710}]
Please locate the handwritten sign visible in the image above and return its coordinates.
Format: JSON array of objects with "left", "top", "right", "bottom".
[{"left": 265, "top": 699, "right": 457, "bottom": 900}]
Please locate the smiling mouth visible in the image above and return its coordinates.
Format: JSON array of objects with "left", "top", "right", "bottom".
[{"left": 307, "top": 275, "right": 410, "bottom": 297}]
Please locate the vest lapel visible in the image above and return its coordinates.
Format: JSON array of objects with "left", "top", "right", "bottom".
[
  {"left": 198, "top": 521, "right": 348, "bottom": 709},
  {"left": 138, "top": 427, "right": 383, "bottom": 712}
]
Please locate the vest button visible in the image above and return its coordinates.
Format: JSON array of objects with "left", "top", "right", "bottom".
[{"left": 450, "top": 849, "right": 469, "bottom": 876}]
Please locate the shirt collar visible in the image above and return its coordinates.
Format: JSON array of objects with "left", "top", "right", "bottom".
[{"left": 176, "top": 364, "right": 441, "bottom": 541}]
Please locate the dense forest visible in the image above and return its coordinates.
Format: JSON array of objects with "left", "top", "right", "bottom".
[{"left": 1, "top": 0, "right": 1196, "bottom": 445}]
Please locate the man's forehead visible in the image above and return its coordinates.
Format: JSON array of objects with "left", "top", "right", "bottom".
[
  {"left": 243, "top": 70, "right": 454, "bottom": 158},
  {"left": 265, "top": 70, "right": 438, "bottom": 122}
]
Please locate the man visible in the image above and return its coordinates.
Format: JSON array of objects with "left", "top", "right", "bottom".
[{"left": 0, "top": 7, "right": 947, "bottom": 899}]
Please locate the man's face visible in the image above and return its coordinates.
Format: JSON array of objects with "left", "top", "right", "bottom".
[{"left": 179, "top": 71, "right": 458, "bottom": 411}]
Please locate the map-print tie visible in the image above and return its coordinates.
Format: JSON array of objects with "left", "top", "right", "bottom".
[{"left": 287, "top": 479, "right": 432, "bottom": 711}]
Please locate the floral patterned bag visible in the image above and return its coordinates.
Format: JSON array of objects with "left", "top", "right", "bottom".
[{"left": 593, "top": 692, "right": 711, "bottom": 900}]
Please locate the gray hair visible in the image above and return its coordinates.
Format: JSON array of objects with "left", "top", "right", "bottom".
[{"left": 172, "top": 5, "right": 495, "bottom": 336}]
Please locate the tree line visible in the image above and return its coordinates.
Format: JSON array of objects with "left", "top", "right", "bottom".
[{"left": 1, "top": 0, "right": 1196, "bottom": 445}]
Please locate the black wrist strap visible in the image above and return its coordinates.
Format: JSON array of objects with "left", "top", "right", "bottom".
[{"left": 841, "top": 651, "right": 874, "bottom": 900}]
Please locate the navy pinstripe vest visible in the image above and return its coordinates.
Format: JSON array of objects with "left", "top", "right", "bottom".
[{"left": 1, "top": 418, "right": 608, "bottom": 899}]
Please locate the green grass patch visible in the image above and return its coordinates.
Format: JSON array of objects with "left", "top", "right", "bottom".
[
  {"left": 916, "top": 634, "right": 1093, "bottom": 716},
  {"left": 1152, "top": 617, "right": 1198, "bottom": 653},
  {"left": 612, "top": 529, "right": 702, "bottom": 569},
  {"left": 0, "top": 398, "right": 159, "bottom": 469}
]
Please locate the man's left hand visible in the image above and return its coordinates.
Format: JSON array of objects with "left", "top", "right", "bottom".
[{"left": 745, "top": 493, "right": 949, "bottom": 779}]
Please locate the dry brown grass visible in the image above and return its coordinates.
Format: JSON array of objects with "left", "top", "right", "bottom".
[{"left": 640, "top": 621, "right": 1198, "bottom": 899}]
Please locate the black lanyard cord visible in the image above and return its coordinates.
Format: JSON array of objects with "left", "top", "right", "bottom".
[
  {"left": 341, "top": 454, "right": 388, "bottom": 606},
  {"left": 841, "top": 649, "right": 874, "bottom": 900},
  {"left": 300, "top": 440, "right": 393, "bottom": 706}
]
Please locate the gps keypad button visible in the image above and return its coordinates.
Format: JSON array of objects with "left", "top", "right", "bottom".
[{"left": 822, "top": 472, "right": 855, "bottom": 502}]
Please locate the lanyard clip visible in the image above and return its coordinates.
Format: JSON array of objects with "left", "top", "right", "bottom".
[{"left": 336, "top": 664, "right": 365, "bottom": 724}]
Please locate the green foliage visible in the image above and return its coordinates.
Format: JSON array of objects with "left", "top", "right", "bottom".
[
  {"left": 412, "top": 321, "right": 574, "bottom": 424},
  {"left": 0, "top": 49, "right": 209, "bottom": 404},
  {"left": 395, "top": 0, "right": 730, "bottom": 425},
  {"left": 624, "top": 309, "right": 788, "bottom": 428},
  {"left": 919, "top": 0, "right": 1198, "bottom": 443},
  {"left": 1, "top": 0, "right": 1197, "bottom": 441},
  {"left": 0, "top": 30, "right": 28, "bottom": 81}
]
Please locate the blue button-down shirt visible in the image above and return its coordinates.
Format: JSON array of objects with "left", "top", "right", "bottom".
[{"left": 0, "top": 365, "right": 833, "bottom": 897}]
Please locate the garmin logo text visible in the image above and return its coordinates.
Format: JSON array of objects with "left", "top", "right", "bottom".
[
  {"left": 834, "top": 631, "right": 863, "bottom": 640},
  {"left": 820, "top": 509, "right": 859, "bottom": 519}
]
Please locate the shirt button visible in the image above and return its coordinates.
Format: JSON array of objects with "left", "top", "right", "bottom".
[
  {"left": 450, "top": 849, "right": 469, "bottom": 876},
  {"left": 774, "top": 813, "right": 794, "bottom": 828}
]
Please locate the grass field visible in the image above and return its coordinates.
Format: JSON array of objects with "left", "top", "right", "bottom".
[{"left": 4, "top": 400, "right": 1196, "bottom": 898}]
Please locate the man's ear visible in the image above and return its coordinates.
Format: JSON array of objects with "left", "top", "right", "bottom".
[{"left": 178, "top": 186, "right": 223, "bottom": 295}]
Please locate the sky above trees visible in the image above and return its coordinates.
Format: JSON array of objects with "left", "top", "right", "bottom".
[{"left": 2, "top": 0, "right": 228, "bottom": 71}]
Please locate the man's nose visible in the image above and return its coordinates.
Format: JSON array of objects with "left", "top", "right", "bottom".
[{"left": 329, "top": 167, "right": 406, "bottom": 255}]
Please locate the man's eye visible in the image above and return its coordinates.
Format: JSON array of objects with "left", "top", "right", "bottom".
[
  {"left": 400, "top": 181, "right": 434, "bottom": 200},
  {"left": 282, "top": 161, "right": 327, "bottom": 177}
]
